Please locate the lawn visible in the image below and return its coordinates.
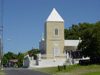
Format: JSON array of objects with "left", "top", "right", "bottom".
[
  {"left": 34, "top": 64, "right": 100, "bottom": 75},
  {"left": 83, "top": 72, "right": 100, "bottom": 75},
  {"left": 0, "top": 69, "right": 5, "bottom": 75}
]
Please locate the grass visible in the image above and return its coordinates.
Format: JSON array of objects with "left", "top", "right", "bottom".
[
  {"left": 34, "top": 64, "right": 81, "bottom": 74},
  {"left": 34, "top": 64, "right": 83, "bottom": 74},
  {"left": 0, "top": 69, "right": 5, "bottom": 75},
  {"left": 82, "top": 72, "right": 100, "bottom": 75},
  {"left": 34, "top": 67, "right": 58, "bottom": 74},
  {"left": 34, "top": 64, "right": 100, "bottom": 75}
]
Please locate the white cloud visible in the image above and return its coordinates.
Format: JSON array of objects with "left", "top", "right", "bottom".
[{"left": 7, "top": 38, "right": 11, "bottom": 41}]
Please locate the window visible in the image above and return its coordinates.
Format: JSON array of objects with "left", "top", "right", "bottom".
[
  {"left": 53, "top": 48, "right": 60, "bottom": 56},
  {"left": 55, "top": 28, "right": 58, "bottom": 36}
]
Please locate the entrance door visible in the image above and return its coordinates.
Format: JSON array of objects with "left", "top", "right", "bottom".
[{"left": 53, "top": 48, "right": 60, "bottom": 57}]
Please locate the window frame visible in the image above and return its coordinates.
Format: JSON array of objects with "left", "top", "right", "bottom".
[{"left": 54, "top": 28, "right": 59, "bottom": 37}]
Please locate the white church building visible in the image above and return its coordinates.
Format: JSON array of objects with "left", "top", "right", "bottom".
[{"left": 23, "top": 8, "right": 85, "bottom": 68}]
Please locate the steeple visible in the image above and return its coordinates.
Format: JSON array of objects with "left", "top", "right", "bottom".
[{"left": 46, "top": 8, "right": 64, "bottom": 22}]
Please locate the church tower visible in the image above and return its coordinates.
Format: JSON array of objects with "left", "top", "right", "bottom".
[{"left": 45, "top": 8, "right": 64, "bottom": 59}]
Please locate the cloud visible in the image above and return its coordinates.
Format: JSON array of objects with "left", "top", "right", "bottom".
[{"left": 7, "top": 38, "right": 11, "bottom": 41}]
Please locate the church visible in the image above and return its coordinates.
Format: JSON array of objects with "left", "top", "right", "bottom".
[
  {"left": 24, "top": 8, "right": 83, "bottom": 68},
  {"left": 39, "top": 8, "right": 81, "bottom": 59}
]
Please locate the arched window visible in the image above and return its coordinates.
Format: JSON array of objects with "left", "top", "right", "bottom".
[{"left": 55, "top": 28, "right": 58, "bottom": 36}]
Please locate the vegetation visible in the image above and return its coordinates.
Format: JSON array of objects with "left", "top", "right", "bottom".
[
  {"left": 78, "top": 22, "right": 100, "bottom": 59},
  {"left": 2, "top": 52, "right": 24, "bottom": 67},
  {"left": 2, "top": 56, "right": 7, "bottom": 67},
  {"left": 2, "top": 52, "right": 17, "bottom": 67},
  {"left": 34, "top": 65, "right": 100, "bottom": 75},
  {"left": 82, "top": 72, "right": 100, "bottom": 75},
  {"left": 24, "top": 49, "right": 40, "bottom": 56},
  {"left": 34, "top": 67, "right": 58, "bottom": 74},
  {"left": 65, "top": 21, "right": 100, "bottom": 62},
  {"left": 64, "top": 24, "right": 79, "bottom": 40},
  {"left": 0, "top": 69, "right": 5, "bottom": 75},
  {"left": 2, "top": 49, "right": 40, "bottom": 67},
  {"left": 34, "top": 64, "right": 81, "bottom": 74},
  {"left": 28, "top": 49, "right": 40, "bottom": 57},
  {"left": 4, "top": 52, "right": 17, "bottom": 60},
  {"left": 24, "top": 52, "right": 28, "bottom": 56},
  {"left": 17, "top": 53, "right": 24, "bottom": 67}
]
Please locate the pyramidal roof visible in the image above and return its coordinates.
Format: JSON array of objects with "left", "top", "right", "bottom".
[{"left": 46, "top": 8, "right": 64, "bottom": 22}]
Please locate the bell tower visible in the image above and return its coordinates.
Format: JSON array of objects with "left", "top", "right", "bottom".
[{"left": 45, "top": 8, "right": 64, "bottom": 59}]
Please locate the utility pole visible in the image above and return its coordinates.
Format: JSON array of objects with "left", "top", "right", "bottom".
[{"left": 0, "top": 0, "right": 3, "bottom": 69}]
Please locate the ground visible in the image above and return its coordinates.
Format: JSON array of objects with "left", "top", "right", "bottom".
[{"left": 34, "top": 64, "right": 100, "bottom": 75}]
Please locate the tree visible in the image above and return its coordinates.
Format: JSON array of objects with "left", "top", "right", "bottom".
[
  {"left": 17, "top": 53, "right": 24, "bottom": 67},
  {"left": 28, "top": 49, "right": 40, "bottom": 57},
  {"left": 2, "top": 52, "right": 25, "bottom": 67},
  {"left": 78, "top": 21, "right": 100, "bottom": 59},
  {"left": 64, "top": 24, "right": 79, "bottom": 40},
  {"left": 2, "top": 56, "right": 7, "bottom": 67},
  {"left": 65, "top": 21, "right": 100, "bottom": 61},
  {"left": 2, "top": 52, "right": 17, "bottom": 67},
  {"left": 4, "top": 52, "right": 17, "bottom": 60}
]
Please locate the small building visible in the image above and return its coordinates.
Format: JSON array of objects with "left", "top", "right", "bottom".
[{"left": 7, "top": 59, "right": 18, "bottom": 67}]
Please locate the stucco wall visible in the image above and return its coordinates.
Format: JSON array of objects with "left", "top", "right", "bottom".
[
  {"left": 38, "top": 58, "right": 66, "bottom": 67},
  {"left": 45, "top": 22, "right": 64, "bottom": 59}
]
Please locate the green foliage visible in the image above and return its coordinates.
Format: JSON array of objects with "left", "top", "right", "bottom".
[
  {"left": 2, "top": 49, "right": 40, "bottom": 67},
  {"left": 2, "top": 52, "right": 24, "bottom": 67},
  {"left": 64, "top": 24, "right": 79, "bottom": 39},
  {"left": 2, "top": 52, "right": 17, "bottom": 67},
  {"left": 2, "top": 56, "right": 7, "bottom": 67},
  {"left": 65, "top": 21, "right": 100, "bottom": 58},
  {"left": 78, "top": 21, "right": 100, "bottom": 58},
  {"left": 64, "top": 22, "right": 95, "bottom": 40},
  {"left": 4, "top": 52, "right": 17, "bottom": 60},
  {"left": 28, "top": 49, "right": 40, "bottom": 57},
  {"left": 17, "top": 53, "right": 24, "bottom": 67},
  {"left": 24, "top": 52, "right": 28, "bottom": 56}
]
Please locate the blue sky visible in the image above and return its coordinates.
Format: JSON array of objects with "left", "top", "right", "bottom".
[{"left": 2, "top": 0, "right": 100, "bottom": 54}]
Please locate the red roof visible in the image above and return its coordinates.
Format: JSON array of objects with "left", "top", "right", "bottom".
[{"left": 9, "top": 59, "right": 18, "bottom": 63}]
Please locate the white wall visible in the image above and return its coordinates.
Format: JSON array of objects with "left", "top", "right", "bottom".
[
  {"left": 38, "top": 58, "right": 66, "bottom": 67},
  {"left": 24, "top": 54, "right": 90, "bottom": 68},
  {"left": 24, "top": 55, "right": 67, "bottom": 68}
]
